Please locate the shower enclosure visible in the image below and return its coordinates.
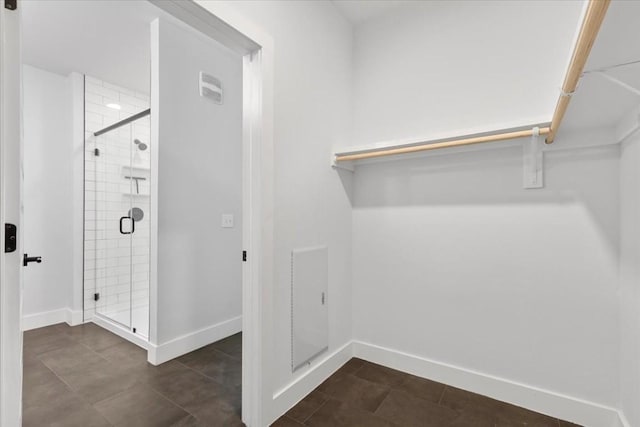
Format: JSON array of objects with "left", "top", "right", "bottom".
[{"left": 84, "top": 87, "right": 151, "bottom": 340}]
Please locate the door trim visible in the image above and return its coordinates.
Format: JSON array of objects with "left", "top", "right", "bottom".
[
  {"left": 147, "top": 2, "right": 274, "bottom": 426},
  {"left": 0, "top": 1, "right": 24, "bottom": 425}
]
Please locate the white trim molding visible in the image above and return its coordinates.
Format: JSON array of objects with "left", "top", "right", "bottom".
[
  {"left": 353, "top": 341, "right": 622, "bottom": 427},
  {"left": 147, "top": 316, "right": 242, "bottom": 365},
  {"left": 22, "top": 308, "right": 83, "bottom": 331},
  {"left": 271, "top": 339, "right": 625, "bottom": 427},
  {"left": 66, "top": 308, "right": 83, "bottom": 326},
  {"left": 146, "top": 2, "right": 275, "bottom": 425},
  {"left": 22, "top": 309, "right": 67, "bottom": 331},
  {"left": 272, "top": 341, "right": 353, "bottom": 423}
]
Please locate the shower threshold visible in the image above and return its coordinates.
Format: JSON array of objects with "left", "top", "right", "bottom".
[{"left": 92, "top": 312, "right": 149, "bottom": 351}]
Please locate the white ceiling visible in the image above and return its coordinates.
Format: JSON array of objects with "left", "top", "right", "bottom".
[
  {"left": 22, "top": 0, "right": 640, "bottom": 135},
  {"left": 334, "top": 0, "right": 640, "bottom": 136},
  {"left": 562, "top": 0, "right": 640, "bottom": 131},
  {"left": 332, "top": 0, "right": 418, "bottom": 24},
  {"left": 21, "top": 0, "right": 168, "bottom": 93}
]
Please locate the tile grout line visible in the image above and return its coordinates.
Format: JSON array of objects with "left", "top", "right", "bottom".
[
  {"left": 282, "top": 415, "right": 305, "bottom": 426},
  {"left": 173, "top": 350, "right": 241, "bottom": 390},
  {"left": 141, "top": 368, "right": 238, "bottom": 426},
  {"left": 209, "top": 345, "right": 242, "bottom": 362},
  {"left": 209, "top": 339, "right": 242, "bottom": 361},
  {"left": 25, "top": 326, "right": 242, "bottom": 426},
  {"left": 91, "top": 379, "right": 196, "bottom": 426},
  {"left": 300, "top": 397, "right": 329, "bottom": 424},
  {"left": 24, "top": 331, "right": 117, "bottom": 426},
  {"left": 437, "top": 385, "right": 446, "bottom": 405}
]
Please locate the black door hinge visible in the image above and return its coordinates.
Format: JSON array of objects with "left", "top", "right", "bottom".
[
  {"left": 94, "top": 293, "right": 100, "bottom": 301},
  {"left": 5, "top": 0, "right": 17, "bottom": 11},
  {"left": 242, "top": 250, "right": 247, "bottom": 262}
]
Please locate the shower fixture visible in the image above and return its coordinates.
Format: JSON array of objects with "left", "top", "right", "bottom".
[
  {"left": 134, "top": 139, "right": 148, "bottom": 151},
  {"left": 124, "top": 175, "right": 146, "bottom": 194}
]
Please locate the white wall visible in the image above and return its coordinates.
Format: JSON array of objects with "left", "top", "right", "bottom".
[
  {"left": 352, "top": 144, "right": 620, "bottom": 407},
  {"left": 210, "top": 1, "right": 355, "bottom": 399},
  {"left": 22, "top": 65, "right": 74, "bottom": 326},
  {"left": 351, "top": 1, "right": 584, "bottom": 145},
  {"left": 152, "top": 18, "right": 243, "bottom": 346},
  {"left": 619, "top": 134, "right": 640, "bottom": 427},
  {"left": 345, "top": 0, "right": 624, "bottom": 417}
]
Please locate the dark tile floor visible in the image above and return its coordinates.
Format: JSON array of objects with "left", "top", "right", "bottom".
[
  {"left": 23, "top": 322, "right": 243, "bottom": 427},
  {"left": 25, "top": 326, "right": 581, "bottom": 427},
  {"left": 273, "top": 358, "right": 582, "bottom": 427}
]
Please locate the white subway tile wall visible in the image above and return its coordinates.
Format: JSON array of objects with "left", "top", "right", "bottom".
[{"left": 84, "top": 75, "right": 151, "bottom": 338}]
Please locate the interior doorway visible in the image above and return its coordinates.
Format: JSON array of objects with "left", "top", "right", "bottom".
[{"left": 1, "top": 0, "right": 268, "bottom": 425}]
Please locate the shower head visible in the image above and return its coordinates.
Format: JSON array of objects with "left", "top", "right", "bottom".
[{"left": 134, "top": 139, "right": 148, "bottom": 151}]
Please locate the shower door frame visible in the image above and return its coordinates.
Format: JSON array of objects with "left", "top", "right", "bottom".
[
  {"left": 91, "top": 107, "right": 152, "bottom": 341},
  {"left": 147, "top": 2, "right": 274, "bottom": 426}
]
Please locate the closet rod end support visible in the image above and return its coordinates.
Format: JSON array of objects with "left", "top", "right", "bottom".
[{"left": 331, "top": 158, "right": 355, "bottom": 173}]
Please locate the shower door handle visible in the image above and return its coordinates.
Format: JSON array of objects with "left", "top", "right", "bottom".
[{"left": 119, "top": 216, "right": 135, "bottom": 235}]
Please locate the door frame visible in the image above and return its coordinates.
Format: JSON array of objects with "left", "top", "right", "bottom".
[
  {"left": 148, "top": 2, "right": 275, "bottom": 426},
  {"left": 0, "top": 1, "right": 24, "bottom": 426},
  {"left": 0, "top": 1, "right": 275, "bottom": 426}
]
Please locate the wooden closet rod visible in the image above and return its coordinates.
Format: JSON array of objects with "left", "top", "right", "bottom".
[
  {"left": 546, "top": 0, "right": 611, "bottom": 144},
  {"left": 335, "top": 127, "right": 550, "bottom": 162}
]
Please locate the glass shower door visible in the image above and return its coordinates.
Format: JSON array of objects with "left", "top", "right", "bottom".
[
  {"left": 86, "top": 104, "right": 151, "bottom": 338},
  {"left": 129, "top": 115, "right": 151, "bottom": 338},
  {"left": 94, "top": 122, "right": 134, "bottom": 329}
]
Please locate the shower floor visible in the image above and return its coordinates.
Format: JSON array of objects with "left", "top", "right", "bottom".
[{"left": 100, "top": 305, "right": 149, "bottom": 338}]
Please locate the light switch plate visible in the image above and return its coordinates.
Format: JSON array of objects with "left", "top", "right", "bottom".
[{"left": 221, "top": 214, "right": 234, "bottom": 228}]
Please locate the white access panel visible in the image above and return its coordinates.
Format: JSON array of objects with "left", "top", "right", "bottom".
[{"left": 291, "top": 246, "right": 329, "bottom": 371}]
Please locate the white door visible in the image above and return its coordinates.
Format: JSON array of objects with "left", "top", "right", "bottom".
[{"left": 0, "top": 0, "right": 24, "bottom": 426}]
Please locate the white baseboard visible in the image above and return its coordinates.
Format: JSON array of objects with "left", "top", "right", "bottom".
[
  {"left": 147, "top": 315, "right": 242, "bottom": 365},
  {"left": 22, "top": 308, "right": 67, "bottom": 331},
  {"left": 268, "top": 340, "right": 626, "bottom": 427},
  {"left": 270, "top": 341, "right": 353, "bottom": 424},
  {"left": 65, "top": 308, "right": 83, "bottom": 326},
  {"left": 22, "top": 307, "right": 83, "bottom": 331},
  {"left": 353, "top": 341, "right": 621, "bottom": 427}
]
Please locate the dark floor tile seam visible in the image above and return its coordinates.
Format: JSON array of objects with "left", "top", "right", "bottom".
[
  {"left": 142, "top": 379, "right": 194, "bottom": 414},
  {"left": 23, "top": 359, "right": 117, "bottom": 427},
  {"left": 349, "top": 360, "right": 366, "bottom": 376},
  {"left": 436, "top": 385, "right": 447, "bottom": 405},
  {"left": 300, "top": 397, "right": 328, "bottom": 424},
  {"left": 140, "top": 361, "right": 234, "bottom": 424},
  {"left": 283, "top": 415, "right": 304, "bottom": 426},
  {"left": 32, "top": 337, "right": 116, "bottom": 397},
  {"left": 209, "top": 344, "right": 242, "bottom": 361},
  {"left": 135, "top": 366, "right": 200, "bottom": 415},
  {"left": 370, "top": 386, "right": 393, "bottom": 415},
  {"left": 34, "top": 334, "right": 111, "bottom": 365},
  {"left": 29, "top": 335, "right": 150, "bottom": 413},
  {"left": 211, "top": 345, "right": 242, "bottom": 361},
  {"left": 92, "top": 380, "right": 192, "bottom": 423},
  {"left": 173, "top": 349, "right": 241, "bottom": 387},
  {"left": 54, "top": 322, "right": 132, "bottom": 352},
  {"left": 32, "top": 349, "right": 106, "bottom": 409}
]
